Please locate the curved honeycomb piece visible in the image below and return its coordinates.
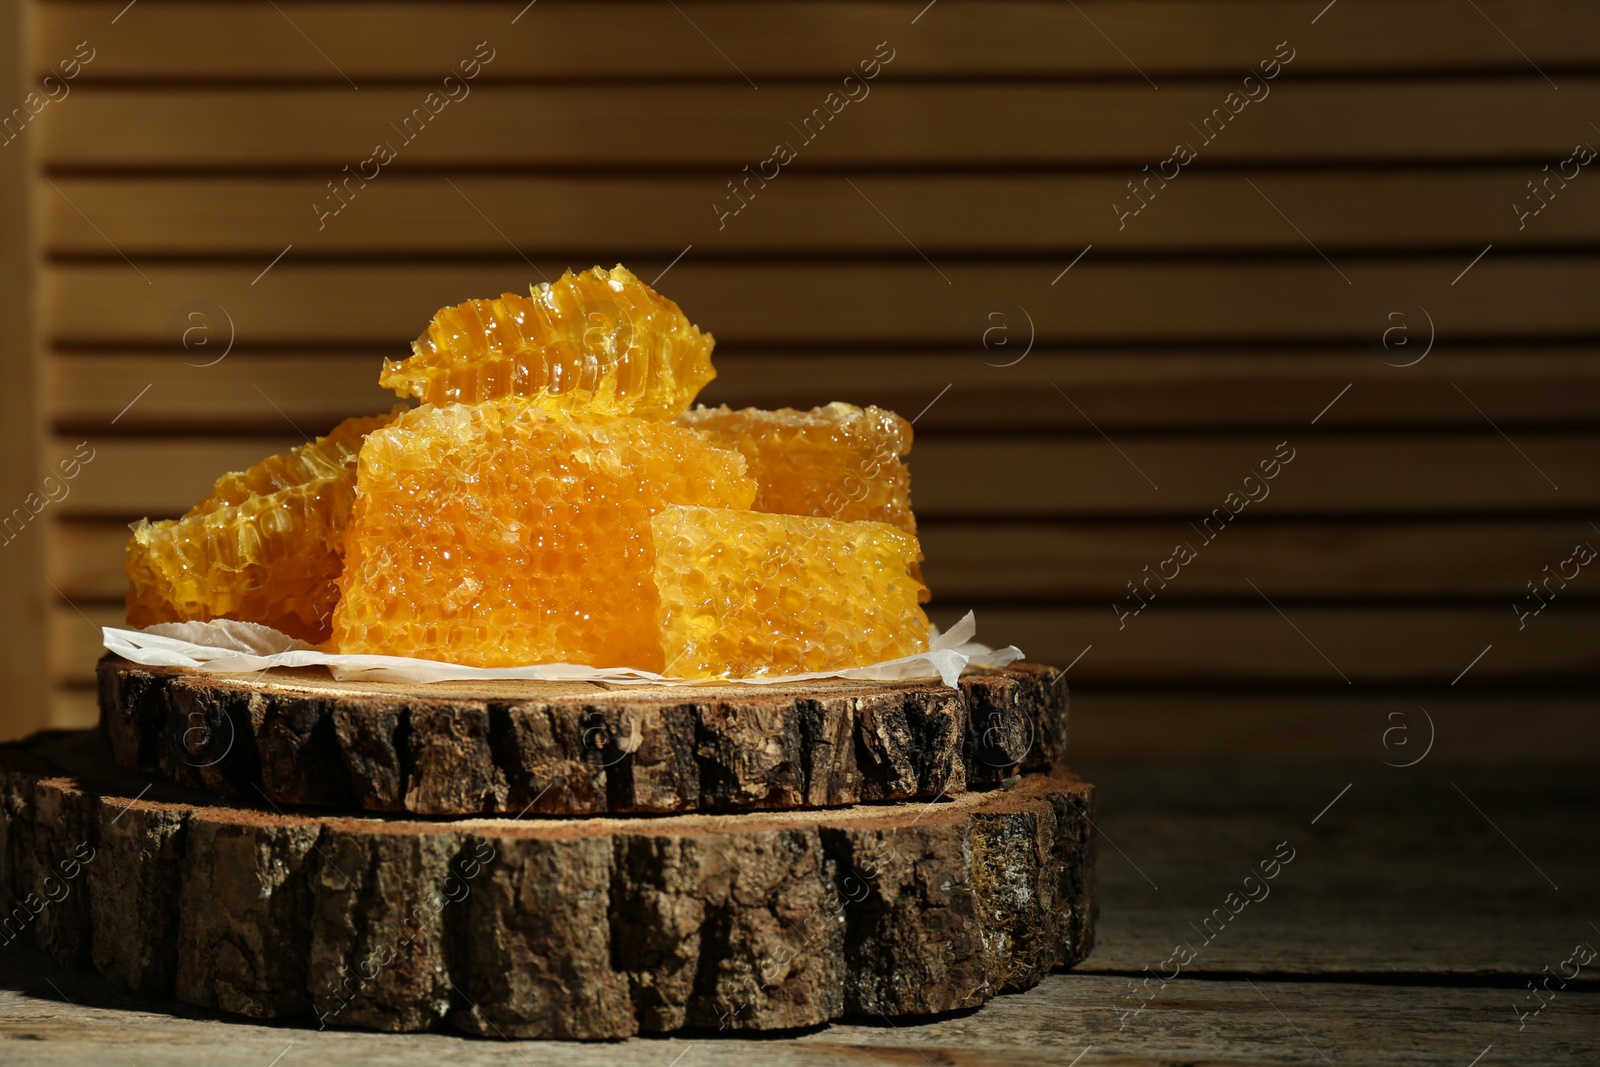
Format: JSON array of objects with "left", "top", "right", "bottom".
[
  {"left": 678, "top": 402, "right": 926, "bottom": 597},
  {"left": 381, "top": 264, "right": 716, "bottom": 418},
  {"left": 652, "top": 505, "right": 929, "bottom": 680},
  {"left": 124, "top": 411, "right": 399, "bottom": 643},
  {"left": 332, "top": 401, "right": 755, "bottom": 670},
  {"left": 185, "top": 410, "right": 392, "bottom": 517}
]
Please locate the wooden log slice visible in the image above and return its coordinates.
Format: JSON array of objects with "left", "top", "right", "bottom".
[
  {"left": 97, "top": 655, "right": 1069, "bottom": 816},
  {"left": 0, "top": 732, "right": 1095, "bottom": 1039}
]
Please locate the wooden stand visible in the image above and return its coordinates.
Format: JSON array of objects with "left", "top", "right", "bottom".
[
  {"left": 0, "top": 732, "right": 1095, "bottom": 1039},
  {"left": 97, "top": 656, "right": 1069, "bottom": 816}
]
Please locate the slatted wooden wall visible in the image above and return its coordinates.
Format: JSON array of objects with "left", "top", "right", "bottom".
[{"left": 6, "top": 0, "right": 1599, "bottom": 760}]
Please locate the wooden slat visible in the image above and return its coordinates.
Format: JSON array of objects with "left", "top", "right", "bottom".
[
  {"left": 918, "top": 520, "right": 1600, "bottom": 601},
  {"left": 41, "top": 261, "right": 1600, "bottom": 347},
  {"left": 50, "top": 355, "right": 398, "bottom": 432},
  {"left": 917, "top": 604, "right": 1600, "bottom": 684},
  {"left": 50, "top": 602, "right": 1600, "bottom": 685},
  {"left": 46, "top": 686, "right": 95, "bottom": 730},
  {"left": 50, "top": 516, "right": 1600, "bottom": 603},
  {"left": 46, "top": 433, "right": 1600, "bottom": 519},
  {"left": 46, "top": 351, "right": 1600, "bottom": 433},
  {"left": 40, "top": 171, "right": 1600, "bottom": 255},
  {"left": 33, "top": 1, "right": 1600, "bottom": 79},
  {"left": 38, "top": 81, "right": 1600, "bottom": 168},
  {"left": 52, "top": 604, "right": 119, "bottom": 684},
  {"left": 1071, "top": 691, "right": 1600, "bottom": 763},
  {"left": 0, "top": 0, "right": 46, "bottom": 744}
]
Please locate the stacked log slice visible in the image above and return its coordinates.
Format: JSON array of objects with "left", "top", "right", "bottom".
[
  {"left": 0, "top": 658, "right": 1096, "bottom": 1038},
  {"left": 1, "top": 734, "right": 1094, "bottom": 1037},
  {"left": 96, "top": 656, "right": 1070, "bottom": 816}
]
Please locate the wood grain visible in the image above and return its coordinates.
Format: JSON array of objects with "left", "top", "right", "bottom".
[
  {"left": 41, "top": 171, "right": 1600, "bottom": 255},
  {"left": 38, "top": 81, "right": 1600, "bottom": 169},
  {"left": 95, "top": 657, "right": 1068, "bottom": 815},
  {"left": 1, "top": 735, "right": 1096, "bottom": 1037},
  {"left": 33, "top": 0, "right": 1600, "bottom": 79}
]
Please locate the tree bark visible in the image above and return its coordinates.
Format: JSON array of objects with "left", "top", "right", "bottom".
[
  {"left": 1, "top": 733, "right": 1095, "bottom": 1039},
  {"left": 98, "top": 656, "right": 1068, "bottom": 816}
]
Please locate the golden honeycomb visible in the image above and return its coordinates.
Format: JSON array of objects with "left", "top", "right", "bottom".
[
  {"left": 678, "top": 402, "right": 926, "bottom": 598},
  {"left": 124, "top": 410, "right": 398, "bottom": 643},
  {"left": 380, "top": 264, "right": 716, "bottom": 418},
  {"left": 651, "top": 505, "right": 929, "bottom": 679},
  {"left": 331, "top": 400, "right": 755, "bottom": 670}
]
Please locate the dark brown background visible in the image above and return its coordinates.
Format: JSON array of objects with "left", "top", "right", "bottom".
[{"left": 2, "top": 0, "right": 1597, "bottom": 759}]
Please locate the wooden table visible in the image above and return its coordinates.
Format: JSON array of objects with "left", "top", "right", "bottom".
[{"left": 2, "top": 764, "right": 1595, "bottom": 1065}]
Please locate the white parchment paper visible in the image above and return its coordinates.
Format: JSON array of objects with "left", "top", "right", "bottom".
[{"left": 101, "top": 612, "right": 1022, "bottom": 689}]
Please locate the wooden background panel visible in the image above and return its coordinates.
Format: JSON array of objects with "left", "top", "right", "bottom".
[
  {"left": 36, "top": 80, "right": 1600, "bottom": 169},
  {"left": 43, "top": 433, "right": 1600, "bottom": 519},
  {"left": 41, "top": 260, "right": 1600, "bottom": 347},
  {"left": 13, "top": 0, "right": 1600, "bottom": 757},
  {"left": 32, "top": 0, "right": 1600, "bottom": 79},
  {"left": 46, "top": 351, "right": 1600, "bottom": 433},
  {"left": 39, "top": 171, "right": 1600, "bottom": 255}
]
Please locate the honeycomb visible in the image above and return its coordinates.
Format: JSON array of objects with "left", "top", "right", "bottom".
[
  {"left": 651, "top": 505, "right": 929, "bottom": 679},
  {"left": 331, "top": 401, "right": 756, "bottom": 670},
  {"left": 124, "top": 410, "right": 398, "bottom": 643},
  {"left": 380, "top": 264, "right": 716, "bottom": 418},
  {"left": 678, "top": 402, "right": 926, "bottom": 597}
]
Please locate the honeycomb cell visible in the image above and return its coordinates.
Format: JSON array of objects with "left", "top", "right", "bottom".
[
  {"left": 678, "top": 402, "right": 925, "bottom": 597},
  {"left": 124, "top": 410, "right": 399, "bottom": 643},
  {"left": 332, "top": 400, "right": 755, "bottom": 670},
  {"left": 651, "top": 505, "right": 929, "bottom": 680},
  {"left": 380, "top": 264, "right": 716, "bottom": 418}
]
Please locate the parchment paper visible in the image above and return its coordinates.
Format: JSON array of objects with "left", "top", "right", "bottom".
[{"left": 101, "top": 612, "right": 1021, "bottom": 689}]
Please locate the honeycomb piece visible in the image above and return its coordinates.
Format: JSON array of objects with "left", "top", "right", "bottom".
[
  {"left": 185, "top": 410, "right": 391, "bottom": 517},
  {"left": 381, "top": 264, "right": 716, "bottom": 418},
  {"left": 679, "top": 403, "right": 913, "bottom": 528},
  {"left": 678, "top": 402, "right": 926, "bottom": 597},
  {"left": 651, "top": 505, "right": 930, "bottom": 680},
  {"left": 332, "top": 401, "right": 755, "bottom": 670},
  {"left": 124, "top": 411, "right": 398, "bottom": 643}
]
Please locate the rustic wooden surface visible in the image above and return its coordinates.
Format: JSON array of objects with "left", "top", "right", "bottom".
[
  {"left": 96, "top": 657, "right": 1067, "bottom": 815},
  {"left": 11, "top": 0, "right": 1599, "bottom": 759},
  {"left": 2, "top": 763, "right": 1593, "bottom": 1064},
  {"left": 1, "top": 733, "right": 1095, "bottom": 1039}
]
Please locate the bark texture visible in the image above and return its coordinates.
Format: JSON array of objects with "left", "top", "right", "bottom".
[
  {"left": 98, "top": 656, "right": 1068, "bottom": 816},
  {"left": 0, "top": 733, "right": 1095, "bottom": 1039}
]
